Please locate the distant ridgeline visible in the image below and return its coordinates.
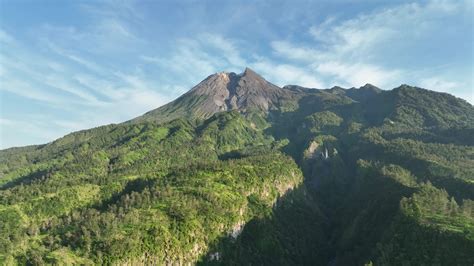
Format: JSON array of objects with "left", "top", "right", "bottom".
[{"left": 1, "top": 68, "right": 473, "bottom": 265}]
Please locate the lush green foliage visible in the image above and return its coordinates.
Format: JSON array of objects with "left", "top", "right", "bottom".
[
  {"left": 1, "top": 85, "right": 473, "bottom": 265},
  {"left": 0, "top": 111, "right": 302, "bottom": 264}
]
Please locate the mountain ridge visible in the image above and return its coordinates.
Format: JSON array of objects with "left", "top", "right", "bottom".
[
  {"left": 2, "top": 68, "right": 471, "bottom": 151},
  {"left": 130, "top": 67, "right": 471, "bottom": 127},
  {"left": 0, "top": 67, "right": 473, "bottom": 265}
]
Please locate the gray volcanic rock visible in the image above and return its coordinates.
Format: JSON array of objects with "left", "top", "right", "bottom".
[
  {"left": 133, "top": 67, "right": 295, "bottom": 123},
  {"left": 189, "top": 67, "right": 288, "bottom": 113}
]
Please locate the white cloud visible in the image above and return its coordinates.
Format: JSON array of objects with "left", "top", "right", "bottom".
[
  {"left": 1, "top": 52, "right": 102, "bottom": 104},
  {"left": 1, "top": 78, "right": 67, "bottom": 104},
  {"left": 314, "top": 61, "right": 401, "bottom": 88},
  {"left": 98, "top": 19, "right": 134, "bottom": 38},
  {"left": 269, "top": 0, "right": 472, "bottom": 93},
  {"left": 43, "top": 40, "right": 106, "bottom": 73},
  {"left": 252, "top": 59, "right": 324, "bottom": 88},
  {"left": 418, "top": 77, "right": 459, "bottom": 92},
  {"left": 13, "top": 0, "right": 145, "bottom": 58},
  {"left": 140, "top": 55, "right": 160, "bottom": 64},
  {"left": 80, "top": 0, "right": 144, "bottom": 23},
  {"left": 141, "top": 35, "right": 232, "bottom": 85},
  {"left": 0, "top": 116, "right": 67, "bottom": 148},
  {"left": 0, "top": 29, "right": 15, "bottom": 44},
  {"left": 201, "top": 34, "right": 247, "bottom": 68},
  {"left": 0, "top": 118, "right": 14, "bottom": 126},
  {"left": 142, "top": 34, "right": 325, "bottom": 89},
  {"left": 1, "top": 20, "right": 172, "bottom": 149},
  {"left": 271, "top": 41, "right": 320, "bottom": 62},
  {"left": 308, "top": 0, "right": 468, "bottom": 60},
  {"left": 416, "top": 77, "right": 473, "bottom": 103},
  {"left": 309, "top": 16, "right": 336, "bottom": 41}
]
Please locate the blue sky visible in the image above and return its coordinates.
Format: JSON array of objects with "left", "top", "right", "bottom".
[{"left": 0, "top": 0, "right": 473, "bottom": 149}]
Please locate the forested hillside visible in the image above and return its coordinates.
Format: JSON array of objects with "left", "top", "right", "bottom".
[{"left": 1, "top": 69, "right": 473, "bottom": 265}]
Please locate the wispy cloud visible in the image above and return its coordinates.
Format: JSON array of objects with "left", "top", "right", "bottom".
[
  {"left": 268, "top": 0, "right": 473, "bottom": 92},
  {"left": 200, "top": 34, "right": 247, "bottom": 69},
  {"left": 416, "top": 77, "right": 472, "bottom": 103},
  {"left": 1, "top": 0, "right": 472, "bottom": 148},
  {"left": 271, "top": 41, "right": 320, "bottom": 62},
  {"left": 0, "top": 29, "right": 15, "bottom": 44},
  {"left": 80, "top": 0, "right": 144, "bottom": 23},
  {"left": 1, "top": 78, "right": 66, "bottom": 104},
  {"left": 314, "top": 62, "right": 401, "bottom": 88},
  {"left": 418, "top": 77, "right": 459, "bottom": 92},
  {"left": 0, "top": 117, "right": 68, "bottom": 148},
  {"left": 0, "top": 22, "right": 170, "bottom": 148},
  {"left": 140, "top": 35, "right": 239, "bottom": 86},
  {"left": 252, "top": 59, "right": 324, "bottom": 88},
  {"left": 141, "top": 33, "right": 325, "bottom": 89},
  {"left": 45, "top": 41, "right": 106, "bottom": 73}
]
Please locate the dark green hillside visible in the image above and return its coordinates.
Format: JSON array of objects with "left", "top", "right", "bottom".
[
  {"left": 1, "top": 69, "right": 473, "bottom": 265},
  {"left": 271, "top": 84, "right": 474, "bottom": 265}
]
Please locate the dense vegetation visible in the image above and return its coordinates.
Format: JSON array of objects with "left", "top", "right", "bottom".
[{"left": 1, "top": 80, "right": 473, "bottom": 265}]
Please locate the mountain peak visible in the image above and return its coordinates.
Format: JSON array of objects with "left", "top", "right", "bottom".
[
  {"left": 241, "top": 67, "right": 259, "bottom": 77},
  {"left": 198, "top": 67, "right": 284, "bottom": 113},
  {"left": 360, "top": 83, "right": 381, "bottom": 92},
  {"left": 134, "top": 68, "right": 292, "bottom": 123}
]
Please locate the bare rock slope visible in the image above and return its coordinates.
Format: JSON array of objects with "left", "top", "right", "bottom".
[{"left": 132, "top": 67, "right": 295, "bottom": 123}]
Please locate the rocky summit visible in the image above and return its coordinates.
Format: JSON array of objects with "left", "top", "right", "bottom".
[{"left": 133, "top": 67, "right": 296, "bottom": 123}]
